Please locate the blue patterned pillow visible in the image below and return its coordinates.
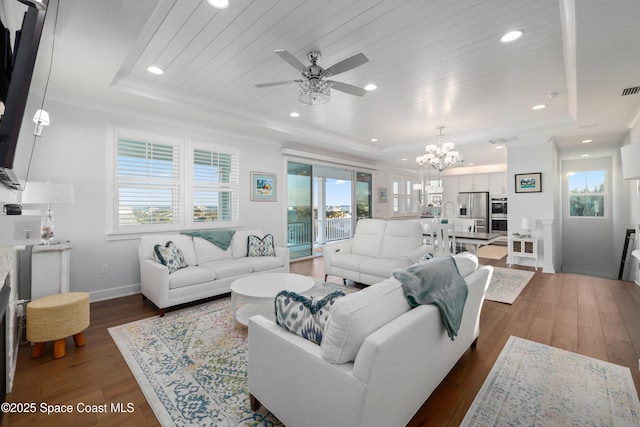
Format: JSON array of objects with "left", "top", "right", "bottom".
[
  {"left": 247, "top": 234, "right": 276, "bottom": 257},
  {"left": 153, "top": 241, "right": 188, "bottom": 273},
  {"left": 275, "top": 290, "right": 345, "bottom": 345}
]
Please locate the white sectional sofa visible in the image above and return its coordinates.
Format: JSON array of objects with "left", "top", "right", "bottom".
[
  {"left": 249, "top": 253, "right": 492, "bottom": 427},
  {"left": 138, "top": 229, "right": 289, "bottom": 315},
  {"left": 324, "top": 218, "right": 430, "bottom": 285}
]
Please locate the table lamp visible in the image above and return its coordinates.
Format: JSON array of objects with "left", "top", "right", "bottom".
[
  {"left": 522, "top": 217, "right": 531, "bottom": 237},
  {"left": 21, "top": 181, "right": 74, "bottom": 245}
]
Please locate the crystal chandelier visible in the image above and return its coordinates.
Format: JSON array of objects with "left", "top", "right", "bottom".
[
  {"left": 299, "top": 79, "right": 330, "bottom": 105},
  {"left": 415, "top": 126, "right": 463, "bottom": 172}
]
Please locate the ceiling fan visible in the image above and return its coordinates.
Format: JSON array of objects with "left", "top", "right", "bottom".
[{"left": 255, "top": 50, "right": 369, "bottom": 105}]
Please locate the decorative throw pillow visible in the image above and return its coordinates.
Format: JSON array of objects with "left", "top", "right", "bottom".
[
  {"left": 275, "top": 290, "right": 346, "bottom": 345},
  {"left": 247, "top": 234, "right": 276, "bottom": 257},
  {"left": 153, "top": 241, "right": 188, "bottom": 273}
]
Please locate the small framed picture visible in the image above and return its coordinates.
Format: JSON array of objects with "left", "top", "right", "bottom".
[
  {"left": 250, "top": 171, "right": 277, "bottom": 201},
  {"left": 515, "top": 172, "right": 542, "bottom": 193},
  {"left": 377, "top": 187, "right": 388, "bottom": 203}
]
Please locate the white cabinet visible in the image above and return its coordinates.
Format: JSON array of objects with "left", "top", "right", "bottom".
[
  {"left": 31, "top": 242, "right": 72, "bottom": 300},
  {"left": 441, "top": 176, "right": 458, "bottom": 208},
  {"left": 508, "top": 237, "right": 538, "bottom": 270},
  {"left": 490, "top": 172, "right": 507, "bottom": 196},
  {"left": 473, "top": 174, "right": 490, "bottom": 191},
  {"left": 458, "top": 173, "right": 490, "bottom": 192}
]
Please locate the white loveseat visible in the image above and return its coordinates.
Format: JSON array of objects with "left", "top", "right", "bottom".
[
  {"left": 138, "top": 229, "right": 289, "bottom": 315},
  {"left": 323, "top": 218, "right": 430, "bottom": 285},
  {"left": 249, "top": 253, "right": 492, "bottom": 427}
]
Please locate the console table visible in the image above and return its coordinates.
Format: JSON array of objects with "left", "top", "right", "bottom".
[
  {"left": 509, "top": 236, "right": 538, "bottom": 270},
  {"left": 31, "top": 242, "right": 72, "bottom": 300}
]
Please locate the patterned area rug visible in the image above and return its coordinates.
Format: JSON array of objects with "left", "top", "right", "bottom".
[
  {"left": 484, "top": 266, "right": 534, "bottom": 304},
  {"left": 461, "top": 336, "right": 640, "bottom": 426},
  {"left": 108, "top": 280, "right": 354, "bottom": 427}
]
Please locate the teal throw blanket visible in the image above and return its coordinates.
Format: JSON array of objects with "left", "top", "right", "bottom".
[
  {"left": 392, "top": 256, "right": 468, "bottom": 340},
  {"left": 181, "top": 229, "right": 236, "bottom": 251}
]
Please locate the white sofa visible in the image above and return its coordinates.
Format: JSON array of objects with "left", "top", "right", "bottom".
[
  {"left": 323, "top": 218, "right": 430, "bottom": 285},
  {"left": 138, "top": 229, "right": 289, "bottom": 315},
  {"left": 249, "top": 253, "right": 492, "bottom": 427}
]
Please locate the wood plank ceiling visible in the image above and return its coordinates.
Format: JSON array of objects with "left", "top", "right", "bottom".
[{"left": 47, "top": 0, "right": 640, "bottom": 167}]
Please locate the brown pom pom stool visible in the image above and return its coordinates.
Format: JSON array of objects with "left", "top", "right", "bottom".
[{"left": 27, "top": 292, "right": 90, "bottom": 359}]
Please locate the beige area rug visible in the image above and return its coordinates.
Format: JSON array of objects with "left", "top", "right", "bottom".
[
  {"left": 461, "top": 336, "right": 640, "bottom": 426},
  {"left": 477, "top": 244, "right": 508, "bottom": 259},
  {"left": 484, "top": 266, "right": 534, "bottom": 304},
  {"left": 108, "top": 280, "right": 354, "bottom": 427}
]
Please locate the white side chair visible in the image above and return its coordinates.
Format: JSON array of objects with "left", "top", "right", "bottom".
[
  {"left": 451, "top": 218, "right": 476, "bottom": 251},
  {"left": 429, "top": 223, "right": 456, "bottom": 256}
]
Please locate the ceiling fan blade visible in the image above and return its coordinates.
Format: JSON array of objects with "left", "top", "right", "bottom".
[
  {"left": 328, "top": 80, "right": 366, "bottom": 97},
  {"left": 325, "top": 53, "right": 369, "bottom": 76},
  {"left": 255, "top": 80, "right": 301, "bottom": 88},
  {"left": 274, "top": 49, "right": 307, "bottom": 71}
]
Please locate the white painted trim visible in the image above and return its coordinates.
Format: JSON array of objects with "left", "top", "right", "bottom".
[
  {"left": 88, "top": 283, "right": 141, "bottom": 303},
  {"left": 281, "top": 148, "right": 377, "bottom": 170}
]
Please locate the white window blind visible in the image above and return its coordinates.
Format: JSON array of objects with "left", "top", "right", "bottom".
[
  {"left": 192, "top": 148, "right": 240, "bottom": 224},
  {"left": 116, "top": 138, "right": 181, "bottom": 229}
]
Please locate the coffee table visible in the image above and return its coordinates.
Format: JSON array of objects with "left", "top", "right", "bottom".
[{"left": 230, "top": 273, "right": 314, "bottom": 328}]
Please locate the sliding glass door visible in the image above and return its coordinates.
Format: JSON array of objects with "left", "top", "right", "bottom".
[
  {"left": 287, "top": 161, "right": 313, "bottom": 259},
  {"left": 287, "top": 160, "right": 373, "bottom": 260}
]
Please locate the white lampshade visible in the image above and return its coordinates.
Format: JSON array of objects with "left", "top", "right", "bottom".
[
  {"left": 621, "top": 143, "right": 640, "bottom": 180},
  {"left": 32, "top": 109, "right": 49, "bottom": 126},
  {"left": 21, "top": 181, "right": 74, "bottom": 205}
]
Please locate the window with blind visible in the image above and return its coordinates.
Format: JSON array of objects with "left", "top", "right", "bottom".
[
  {"left": 116, "top": 138, "right": 182, "bottom": 230},
  {"left": 112, "top": 129, "right": 241, "bottom": 233},
  {"left": 192, "top": 148, "right": 240, "bottom": 224},
  {"left": 392, "top": 175, "right": 420, "bottom": 216}
]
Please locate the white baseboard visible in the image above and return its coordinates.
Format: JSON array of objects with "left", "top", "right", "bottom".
[{"left": 87, "top": 283, "right": 141, "bottom": 303}]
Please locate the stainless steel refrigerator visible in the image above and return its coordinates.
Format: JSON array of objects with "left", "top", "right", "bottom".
[{"left": 457, "top": 192, "right": 490, "bottom": 233}]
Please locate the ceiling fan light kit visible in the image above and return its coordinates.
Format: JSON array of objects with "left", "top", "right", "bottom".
[
  {"left": 256, "top": 49, "right": 369, "bottom": 105},
  {"left": 299, "top": 79, "right": 330, "bottom": 105}
]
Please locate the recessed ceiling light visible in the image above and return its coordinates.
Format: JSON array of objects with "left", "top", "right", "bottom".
[
  {"left": 207, "top": 0, "right": 229, "bottom": 9},
  {"left": 532, "top": 104, "right": 546, "bottom": 110},
  {"left": 401, "top": 158, "right": 408, "bottom": 161},
  {"left": 581, "top": 139, "right": 592, "bottom": 143},
  {"left": 289, "top": 112, "right": 300, "bottom": 118},
  {"left": 495, "top": 145, "right": 503, "bottom": 149},
  {"left": 147, "top": 66, "right": 164, "bottom": 75},
  {"left": 581, "top": 154, "right": 590, "bottom": 157},
  {"left": 364, "top": 83, "right": 378, "bottom": 91},
  {"left": 500, "top": 30, "right": 523, "bottom": 43},
  {"left": 370, "top": 138, "right": 378, "bottom": 142}
]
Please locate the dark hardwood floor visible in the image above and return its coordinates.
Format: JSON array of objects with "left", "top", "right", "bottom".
[{"left": 3, "top": 255, "right": 640, "bottom": 426}]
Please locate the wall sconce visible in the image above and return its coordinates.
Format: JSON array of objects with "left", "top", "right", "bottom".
[{"left": 33, "top": 109, "right": 50, "bottom": 136}]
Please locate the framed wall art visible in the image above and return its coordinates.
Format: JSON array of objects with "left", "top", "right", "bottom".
[
  {"left": 250, "top": 171, "right": 277, "bottom": 201},
  {"left": 515, "top": 172, "right": 542, "bottom": 193},
  {"left": 377, "top": 187, "right": 388, "bottom": 203}
]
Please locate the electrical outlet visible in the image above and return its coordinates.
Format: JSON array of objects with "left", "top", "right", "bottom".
[{"left": 101, "top": 264, "right": 109, "bottom": 274}]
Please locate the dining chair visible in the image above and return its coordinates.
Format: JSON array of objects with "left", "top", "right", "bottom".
[{"left": 429, "top": 223, "right": 456, "bottom": 256}]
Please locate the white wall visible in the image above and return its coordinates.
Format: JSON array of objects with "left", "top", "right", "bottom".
[
  {"left": 15, "top": 99, "right": 288, "bottom": 301},
  {"left": 507, "top": 140, "right": 560, "bottom": 271}
]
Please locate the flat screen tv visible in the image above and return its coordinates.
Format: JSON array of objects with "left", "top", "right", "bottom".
[{"left": 0, "top": 0, "right": 47, "bottom": 191}]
